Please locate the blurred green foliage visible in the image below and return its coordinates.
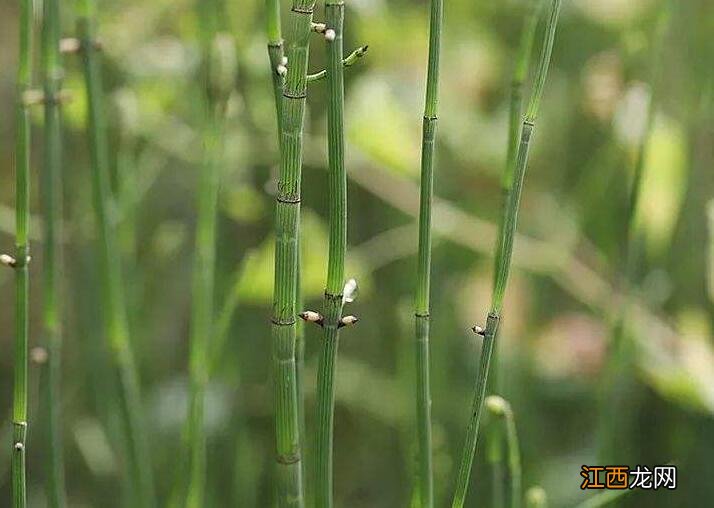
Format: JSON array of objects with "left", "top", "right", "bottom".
[{"left": 0, "top": 0, "right": 713, "bottom": 506}]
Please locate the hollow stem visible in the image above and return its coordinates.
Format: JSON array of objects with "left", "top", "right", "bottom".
[
  {"left": 77, "top": 1, "right": 156, "bottom": 506},
  {"left": 451, "top": 2, "right": 562, "bottom": 506},
  {"left": 12, "top": 0, "right": 32, "bottom": 504},
  {"left": 314, "top": 2, "right": 347, "bottom": 507},
  {"left": 271, "top": 1, "right": 316, "bottom": 505},
  {"left": 41, "top": 0, "right": 68, "bottom": 505},
  {"left": 413, "top": 0, "right": 442, "bottom": 504}
]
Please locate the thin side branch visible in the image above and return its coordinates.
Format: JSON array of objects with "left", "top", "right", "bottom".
[{"left": 307, "top": 45, "right": 368, "bottom": 82}]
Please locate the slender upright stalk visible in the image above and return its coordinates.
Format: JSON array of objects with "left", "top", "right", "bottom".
[
  {"left": 11, "top": 0, "right": 33, "bottom": 505},
  {"left": 263, "top": 0, "right": 309, "bottom": 492},
  {"left": 271, "top": 0, "right": 316, "bottom": 505},
  {"left": 314, "top": 2, "right": 347, "bottom": 506},
  {"left": 41, "top": 0, "right": 67, "bottom": 505},
  {"left": 597, "top": 1, "right": 671, "bottom": 464},
  {"left": 492, "top": 0, "right": 542, "bottom": 340},
  {"left": 485, "top": 396, "right": 522, "bottom": 508},
  {"left": 413, "top": 0, "right": 443, "bottom": 503},
  {"left": 266, "top": 0, "right": 284, "bottom": 128},
  {"left": 77, "top": 2, "right": 155, "bottom": 506},
  {"left": 185, "top": 2, "right": 231, "bottom": 505},
  {"left": 451, "top": 2, "right": 562, "bottom": 506}
]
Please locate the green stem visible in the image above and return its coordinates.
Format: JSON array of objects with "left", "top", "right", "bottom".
[
  {"left": 12, "top": 0, "right": 32, "bottom": 504},
  {"left": 185, "top": 1, "right": 231, "bottom": 504},
  {"left": 413, "top": 0, "right": 442, "bottom": 504},
  {"left": 266, "top": 0, "right": 284, "bottom": 129},
  {"left": 77, "top": 2, "right": 156, "bottom": 506},
  {"left": 306, "top": 45, "right": 368, "bottom": 82},
  {"left": 452, "top": 2, "right": 562, "bottom": 506},
  {"left": 41, "top": 0, "right": 68, "bottom": 505},
  {"left": 597, "top": 0, "right": 671, "bottom": 465},
  {"left": 485, "top": 396, "right": 522, "bottom": 508},
  {"left": 314, "top": 3, "right": 347, "bottom": 507},
  {"left": 272, "top": 1, "right": 316, "bottom": 505}
]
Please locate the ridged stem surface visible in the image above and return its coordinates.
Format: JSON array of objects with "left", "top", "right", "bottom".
[
  {"left": 266, "top": 0, "right": 284, "bottom": 129},
  {"left": 77, "top": 2, "right": 156, "bottom": 506},
  {"left": 41, "top": 0, "right": 68, "bottom": 504},
  {"left": 12, "top": 0, "right": 32, "bottom": 504},
  {"left": 413, "top": 0, "right": 442, "bottom": 504},
  {"left": 271, "top": 1, "right": 316, "bottom": 505},
  {"left": 452, "top": 2, "right": 562, "bottom": 506},
  {"left": 314, "top": 3, "right": 347, "bottom": 507}
]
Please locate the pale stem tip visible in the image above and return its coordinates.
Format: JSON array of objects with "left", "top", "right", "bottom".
[
  {"left": 0, "top": 254, "right": 16, "bottom": 267},
  {"left": 339, "top": 315, "right": 359, "bottom": 328},
  {"left": 300, "top": 310, "right": 323, "bottom": 324},
  {"left": 31, "top": 347, "right": 49, "bottom": 365},
  {"left": 472, "top": 325, "right": 485, "bottom": 336},
  {"left": 342, "top": 278, "right": 358, "bottom": 304},
  {"left": 311, "top": 22, "right": 327, "bottom": 33},
  {"left": 22, "top": 89, "right": 45, "bottom": 106},
  {"left": 485, "top": 395, "right": 510, "bottom": 416},
  {"left": 59, "top": 37, "right": 81, "bottom": 54}
]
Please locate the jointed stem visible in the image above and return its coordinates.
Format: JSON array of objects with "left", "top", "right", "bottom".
[
  {"left": 41, "top": 0, "right": 68, "bottom": 504},
  {"left": 12, "top": 0, "right": 32, "bottom": 504},
  {"left": 266, "top": 0, "right": 284, "bottom": 129},
  {"left": 271, "top": 1, "right": 316, "bottom": 505},
  {"left": 452, "top": 1, "right": 562, "bottom": 506},
  {"left": 77, "top": 2, "right": 155, "bottom": 505},
  {"left": 314, "top": 2, "right": 347, "bottom": 506},
  {"left": 414, "top": 0, "right": 443, "bottom": 503}
]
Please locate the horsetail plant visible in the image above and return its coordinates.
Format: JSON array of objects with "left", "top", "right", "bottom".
[
  {"left": 8, "top": 0, "right": 33, "bottom": 504},
  {"left": 413, "top": 0, "right": 443, "bottom": 502},
  {"left": 41, "top": 0, "right": 68, "bottom": 504},
  {"left": 312, "top": 3, "right": 351, "bottom": 506},
  {"left": 491, "top": 0, "right": 542, "bottom": 392},
  {"left": 270, "top": 0, "right": 317, "bottom": 505},
  {"left": 185, "top": 1, "right": 234, "bottom": 506},
  {"left": 451, "top": 1, "right": 562, "bottom": 506},
  {"left": 76, "top": 1, "right": 156, "bottom": 505},
  {"left": 265, "top": 0, "right": 285, "bottom": 129},
  {"left": 485, "top": 396, "right": 522, "bottom": 508}
]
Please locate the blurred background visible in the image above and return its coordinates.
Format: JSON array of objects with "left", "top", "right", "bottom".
[{"left": 0, "top": 0, "right": 713, "bottom": 506}]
